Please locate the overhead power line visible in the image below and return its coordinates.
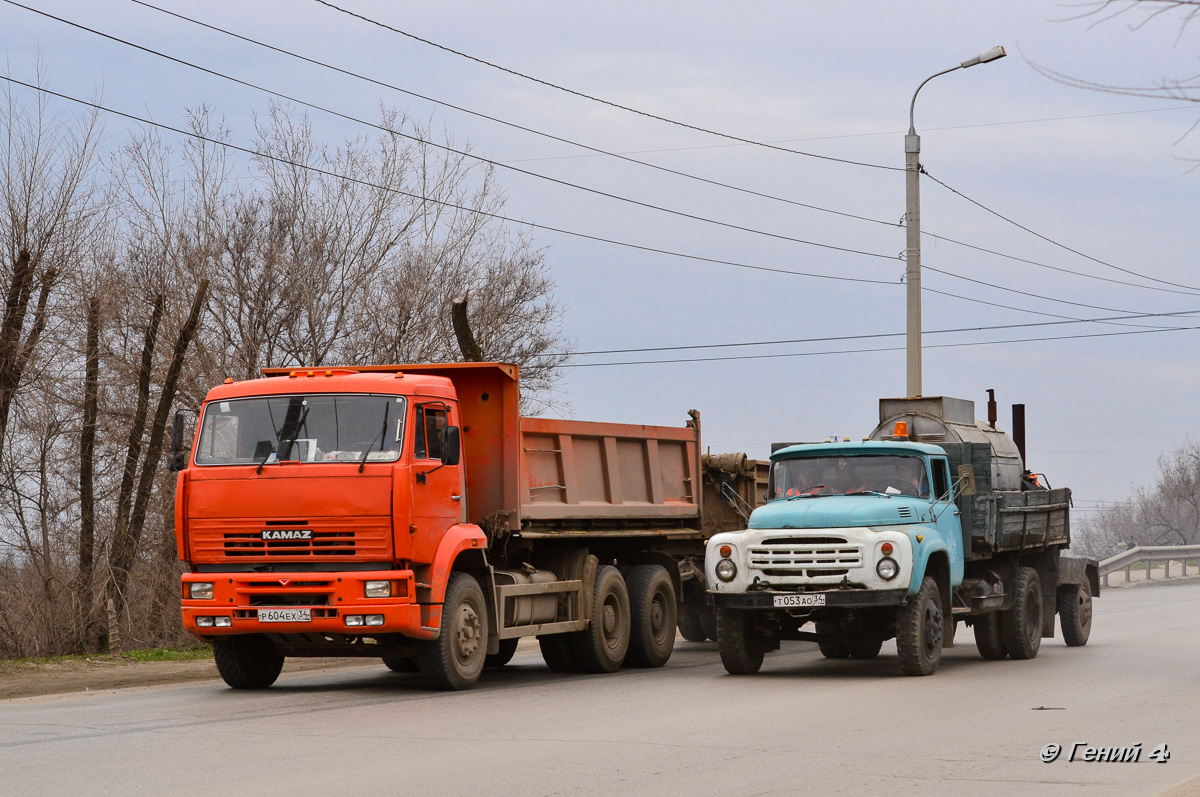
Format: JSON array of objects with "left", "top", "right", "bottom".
[
  {"left": 8, "top": 1, "right": 898, "bottom": 263},
  {"left": 547, "top": 307, "right": 1200, "bottom": 357},
  {"left": 310, "top": 0, "right": 902, "bottom": 172},
  {"left": 102, "top": 2, "right": 1200, "bottom": 301},
  {"left": 559, "top": 322, "right": 1200, "bottom": 368},
  {"left": 127, "top": 0, "right": 897, "bottom": 231},
  {"left": 923, "top": 168, "right": 1200, "bottom": 293},
  {"left": 0, "top": 74, "right": 898, "bottom": 287}
]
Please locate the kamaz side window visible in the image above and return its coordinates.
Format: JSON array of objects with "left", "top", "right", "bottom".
[{"left": 415, "top": 406, "right": 448, "bottom": 460}]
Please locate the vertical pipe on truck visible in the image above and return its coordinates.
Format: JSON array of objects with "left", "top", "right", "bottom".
[
  {"left": 986, "top": 389, "right": 997, "bottom": 429},
  {"left": 1012, "top": 403, "right": 1027, "bottom": 469}
]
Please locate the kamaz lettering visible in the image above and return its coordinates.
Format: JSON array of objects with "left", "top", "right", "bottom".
[{"left": 261, "top": 529, "right": 313, "bottom": 541}]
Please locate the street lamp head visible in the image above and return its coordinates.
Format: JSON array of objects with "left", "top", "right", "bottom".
[{"left": 960, "top": 45, "right": 1007, "bottom": 69}]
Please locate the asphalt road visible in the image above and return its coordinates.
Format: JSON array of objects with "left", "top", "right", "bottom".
[{"left": 4, "top": 582, "right": 1199, "bottom": 797}]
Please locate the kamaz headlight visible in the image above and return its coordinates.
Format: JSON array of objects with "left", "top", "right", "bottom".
[
  {"left": 716, "top": 559, "right": 738, "bottom": 582},
  {"left": 876, "top": 557, "right": 899, "bottom": 581},
  {"left": 365, "top": 580, "right": 391, "bottom": 598},
  {"left": 189, "top": 582, "right": 214, "bottom": 600}
]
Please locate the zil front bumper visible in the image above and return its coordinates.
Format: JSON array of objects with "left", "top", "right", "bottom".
[
  {"left": 705, "top": 526, "right": 915, "bottom": 609},
  {"left": 181, "top": 569, "right": 438, "bottom": 640}
]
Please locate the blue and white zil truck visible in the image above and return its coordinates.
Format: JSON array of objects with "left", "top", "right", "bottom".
[{"left": 705, "top": 395, "right": 1099, "bottom": 676}]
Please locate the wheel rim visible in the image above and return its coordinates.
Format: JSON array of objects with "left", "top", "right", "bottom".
[
  {"left": 923, "top": 600, "right": 943, "bottom": 659},
  {"left": 1025, "top": 589, "right": 1041, "bottom": 646},
  {"left": 1077, "top": 586, "right": 1092, "bottom": 631},
  {"left": 601, "top": 595, "right": 623, "bottom": 651},
  {"left": 453, "top": 600, "right": 483, "bottom": 665},
  {"left": 650, "top": 591, "right": 669, "bottom": 643}
]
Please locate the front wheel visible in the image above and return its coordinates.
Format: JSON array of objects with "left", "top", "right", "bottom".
[
  {"left": 417, "top": 571, "right": 489, "bottom": 690},
  {"left": 1058, "top": 581, "right": 1092, "bottom": 647},
  {"left": 715, "top": 607, "right": 765, "bottom": 674},
  {"left": 213, "top": 635, "right": 284, "bottom": 689},
  {"left": 896, "top": 577, "right": 943, "bottom": 676}
]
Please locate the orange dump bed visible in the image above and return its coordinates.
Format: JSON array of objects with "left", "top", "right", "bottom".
[{"left": 263, "top": 363, "right": 701, "bottom": 534}]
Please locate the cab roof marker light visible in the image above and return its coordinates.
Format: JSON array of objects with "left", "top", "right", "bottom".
[{"left": 894, "top": 421, "right": 909, "bottom": 438}]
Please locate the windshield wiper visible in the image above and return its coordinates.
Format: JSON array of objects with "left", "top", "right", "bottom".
[
  {"left": 786, "top": 485, "right": 826, "bottom": 501},
  {"left": 843, "top": 488, "right": 890, "bottom": 498},
  {"left": 259, "top": 406, "right": 310, "bottom": 474},
  {"left": 358, "top": 403, "right": 390, "bottom": 474}
]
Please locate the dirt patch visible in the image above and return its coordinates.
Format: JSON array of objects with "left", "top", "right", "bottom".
[{"left": 0, "top": 654, "right": 376, "bottom": 701}]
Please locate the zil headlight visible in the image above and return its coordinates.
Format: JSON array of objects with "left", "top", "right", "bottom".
[
  {"left": 716, "top": 559, "right": 738, "bottom": 582},
  {"left": 364, "top": 580, "right": 391, "bottom": 598},
  {"left": 876, "top": 557, "right": 899, "bottom": 581},
  {"left": 189, "top": 582, "right": 214, "bottom": 600}
]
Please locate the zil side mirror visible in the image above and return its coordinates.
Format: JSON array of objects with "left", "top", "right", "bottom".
[
  {"left": 441, "top": 425, "right": 461, "bottom": 466},
  {"left": 956, "top": 464, "right": 977, "bottom": 496}
]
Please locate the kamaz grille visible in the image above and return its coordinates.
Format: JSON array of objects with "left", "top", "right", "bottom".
[
  {"left": 749, "top": 536, "right": 863, "bottom": 578},
  {"left": 222, "top": 531, "right": 355, "bottom": 557}
]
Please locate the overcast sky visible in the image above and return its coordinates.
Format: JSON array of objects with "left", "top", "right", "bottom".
[{"left": 4, "top": 0, "right": 1200, "bottom": 509}]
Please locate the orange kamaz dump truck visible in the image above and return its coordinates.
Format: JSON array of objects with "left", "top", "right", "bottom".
[{"left": 173, "top": 363, "right": 765, "bottom": 689}]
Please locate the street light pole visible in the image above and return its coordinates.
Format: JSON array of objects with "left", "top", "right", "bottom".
[{"left": 904, "top": 45, "right": 1006, "bottom": 398}]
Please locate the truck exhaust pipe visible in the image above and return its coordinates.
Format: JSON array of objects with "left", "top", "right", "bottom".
[{"left": 986, "top": 388, "right": 997, "bottom": 429}]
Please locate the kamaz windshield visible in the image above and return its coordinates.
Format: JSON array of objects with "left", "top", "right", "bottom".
[
  {"left": 770, "top": 454, "right": 929, "bottom": 499},
  {"left": 194, "top": 394, "right": 406, "bottom": 466}
]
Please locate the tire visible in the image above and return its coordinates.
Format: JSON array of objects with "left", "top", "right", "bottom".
[
  {"left": 678, "top": 611, "right": 708, "bottom": 642},
  {"left": 896, "top": 576, "right": 943, "bottom": 676},
  {"left": 699, "top": 609, "right": 718, "bottom": 642},
  {"left": 972, "top": 612, "right": 1008, "bottom": 660},
  {"left": 382, "top": 653, "right": 419, "bottom": 673},
  {"left": 846, "top": 636, "right": 883, "bottom": 659},
  {"left": 625, "top": 565, "right": 677, "bottom": 668},
  {"left": 417, "top": 572, "right": 488, "bottom": 690},
  {"left": 715, "top": 607, "right": 765, "bottom": 674},
  {"left": 485, "top": 638, "right": 519, "bottom": 669},
  {"left": 1058, "top": 581, "right": 1092, "bottom": 647},
  {"left": 816, "top": 620, "right": 849, "bottom": 659},
  {"left": 538, "top": 634, "right": 580, "bottom": 672},
  {"left": 212, "top": 635, "right": 284, "bottom": 689},
  {"left": 1002, "top": 567, "right": 1042, "bottom": 661},
  {"left": 570, "top": 565, "right": 631, "bottom": 673}
]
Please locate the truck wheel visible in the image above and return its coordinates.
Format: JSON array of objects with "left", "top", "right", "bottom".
[
  {"left": 678, "top": 611, "right": 708, "bottom": 642},
  {"left": 846, "top": 637, "right": 883, "bottom": 659},
  {"left": 816, "top": 621, "right": 849, "bottom": 659},
  {"left": 715, "top": 607, "right": 765, "bottom": 674},
  {"left": 570, "top": 565, "right": 630, "bottom": 673},
  {"left": 382, "top": 653, "right": 419, "bottom": 673},
  {"left": 896, "top": 576, "right": 943, "bottom": 676},
  {"left": 972, "top": 613, "right": 1008, "bottom": 660},
  {"left": 626, "top": 565, "right": 677, "bottom": 668},
  {"left": 212, "top": 635, "right": 284, "bottom": 689},
  {"left": 699, "top": 609, "right": 718, "bottom": 642},
  {"left": 485, "top": 638, "right": 519, "bottom": 669},
  {"left": 417, "top": 571, "right": 488, "bottom": 690},
  {"left": 538, "top": 635, "right": 580, "bottom": 672},
  {"left": 1002, "top": 567, "right": 1043, "bottom": 660},
  {"left": 1058, "top": 581, "right": 1092, "bottom": 647}
]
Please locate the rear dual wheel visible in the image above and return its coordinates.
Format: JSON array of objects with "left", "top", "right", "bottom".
[
  {"left": 1002, "top": 567, "right": 1042, "bottom": 660},
  {"left": 626, "top": 565, "right": 677, "bottom": 668},
  {"left": 1058, "top": 581, "right": 1093, "bottom": 647}
]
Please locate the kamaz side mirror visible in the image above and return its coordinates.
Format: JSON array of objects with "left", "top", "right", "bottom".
[
  {"left": 957, "top": 464, "right": 977, "bottom": 496},
  {"left": 171, "top": 410, "right": 185, "bottom": 454},
  {"left": 441, "top": 425, "right": 461, "bottom": 467}
]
